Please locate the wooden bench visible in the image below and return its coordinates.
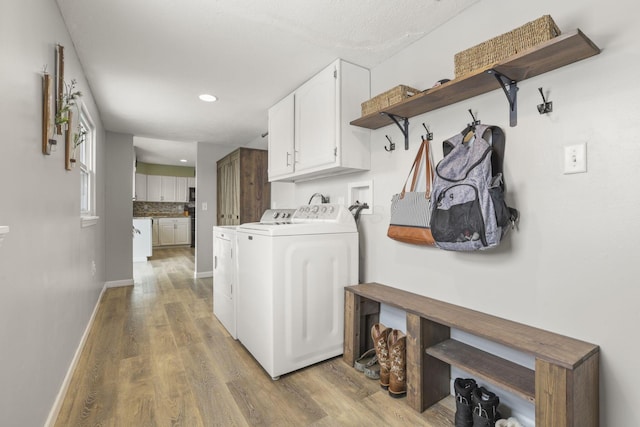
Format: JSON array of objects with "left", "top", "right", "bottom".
[{"left": 343, "top": 282, "right": 599, "bottom": 427}]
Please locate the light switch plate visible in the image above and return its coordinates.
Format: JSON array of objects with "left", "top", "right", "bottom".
[
  {"left": 202, "top": 202, "right": 208, "bottom": 211},
  {"left": 564, "top": 143, "right": 587, "bottom": 174}
]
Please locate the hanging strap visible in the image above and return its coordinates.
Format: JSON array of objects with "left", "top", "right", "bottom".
[{"left": 400, "top": 138, "right": 434, "bottom": 199}]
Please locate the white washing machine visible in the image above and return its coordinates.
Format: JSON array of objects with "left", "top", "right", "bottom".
[{"left": 236, "top": 204, "right": 358, "bottom": 379}]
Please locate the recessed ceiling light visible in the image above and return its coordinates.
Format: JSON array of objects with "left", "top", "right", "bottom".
[
  {"left": 180, "top": 159, "right": 188, "bottom": 163},
  {"left": 199, "top": 94, "right": 217, "bottom": 102}
]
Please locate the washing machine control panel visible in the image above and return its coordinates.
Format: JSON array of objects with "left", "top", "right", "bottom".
[
  {"left": 292, "top": 204, "right": 352, "bottom": 223},
  {"left": 259, "top": 209, "right": 297, "bottom": 224}
]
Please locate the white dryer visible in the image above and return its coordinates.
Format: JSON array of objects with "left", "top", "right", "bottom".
[
  {"left": 213, "top": 226, "right": 239, "bottom": 338},
  {"left": 236, "top": 204, "right": 358, "bottom": 379},
  {"left": 213, "top": 208, "right": 296, "bottom": 339}
]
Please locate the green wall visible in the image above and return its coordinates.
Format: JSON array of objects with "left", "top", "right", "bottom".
[{"left": 136, "top": 161, "right": 195, "bottom": 177}]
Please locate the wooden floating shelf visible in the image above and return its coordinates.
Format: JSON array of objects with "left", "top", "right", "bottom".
[
  {"left": 351, "top": 29, "right": 600, "bottom": 130},
  {"left": 426, "top": 339, "right": 535, "bottom": 403}
]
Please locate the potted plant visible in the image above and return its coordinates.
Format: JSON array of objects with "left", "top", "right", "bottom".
[
  {"left": 55, "top": 78, "right": 81, "bottom": 130},
  {"left": 56, "top": 79, "right": 84, "bottom": 167}
]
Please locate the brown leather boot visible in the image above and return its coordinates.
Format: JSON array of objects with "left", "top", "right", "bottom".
[
  {"left": 371, "top": 323, "right": 391, "bottom": 389},
  {"left": 388, "top": 329, "right": 407, "bottom": 398}
]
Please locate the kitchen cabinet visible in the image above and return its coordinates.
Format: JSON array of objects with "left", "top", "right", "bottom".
[
  {"left": 160, "top": 176, "right": 176, "bottom": 202},
  {"left": 217, "top": 148, "right": 270, "bottom": 226},
  {"left": 267, "top": 59, "right": 370, "bottom": 182},
  {"left": 176, "top": 176, "right": 188, "bottom": 202},
  {"left": 146, "top": 175, "right": 162, "bottom": 201},
  {"left": 134, "top": 174, "right": 194, "bottom": 202},
  {"left": 152, "top": 219, "right": 159, "bottom": 246},
  {"left": 134, "top": 173, "right": 147, "bottom": 201},
  {"left": 158, "top": 218, "right": 191, "bottom": 245},
  {"left": 146, "top": 175, "right": 179, "bottom": 202}
]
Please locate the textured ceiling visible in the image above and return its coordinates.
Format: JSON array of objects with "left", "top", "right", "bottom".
[{"left": 56, "top": 0, "right": 477, "bottom": 166}]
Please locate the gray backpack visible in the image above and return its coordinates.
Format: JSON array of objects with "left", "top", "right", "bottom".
[{"left": 430, "top": 124, "right": 518, "bottom": 251}]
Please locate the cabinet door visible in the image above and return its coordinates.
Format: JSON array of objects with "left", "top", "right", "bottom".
[
  {"left": 187, "top": 177, "right": 196, "bottom": 188},
  {"left": 159, "top": 221, "right": 175, "bottom": 245},
  {"left": 217, "top": 158, "right": 228, "bottom": 225},
  {"left": 295, "top": 63, "right": 337, "bottom": 173},
  {"left": 229, "top": 153, "right": 240, "bottom": 225},
  {"left": 146, "top": 175, "right": 162, "bottom": 202},
  {"left": 152, "top": 219, "right": 159, "bottom": 246},
  {"left": 176, "top": 177, "right": 188, "bottom": 202},
  {"left": 268, "top": 92, "right": 295, "bottom": 180},
  {"left": 161, "top": 176, "right": 177, "bottom": 202},
  {"left": 134, "top": 173, "right": 147, "bottom": 201},
  {"left": 218, "top": 153, "right": 240, "bottom": 226},
  {"left": 174, "top": 220, "right": 190, "bottom": 245}
]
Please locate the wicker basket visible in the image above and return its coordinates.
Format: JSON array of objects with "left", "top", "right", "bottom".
[
  {"left": 361, "top": 85, "right": 421, "bottom": 116},
  {"left": 454, "top": 15, "right": 561, "bottom": 78}
]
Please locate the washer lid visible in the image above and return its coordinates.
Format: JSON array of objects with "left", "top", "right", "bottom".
[{"left": 237, "top": 221, "right": 356, "bottom": 236}]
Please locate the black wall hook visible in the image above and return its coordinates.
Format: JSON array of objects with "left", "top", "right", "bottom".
[
  {"left": 380, "top": 112, "right": 409, "bottom": 150},
  {"left": 422, "top": 123, "right": 433, "bottom": 141},
  {"left": 384, "top": 135, "right": 396, "bottom": 152},
  {"left": 537, "top": 87, "right": 553, "bottom": 114},
  {"left": 468, "top": 109, "right": 480, "bottom": 127}
]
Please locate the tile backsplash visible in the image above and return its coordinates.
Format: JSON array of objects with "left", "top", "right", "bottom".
[{"left": 133, "top": 201, "right": 188, "bottom": 217}]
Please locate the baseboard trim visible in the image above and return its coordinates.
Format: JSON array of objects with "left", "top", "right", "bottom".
[
  {"left": 105, "top": 278, "right": 134, "bottom": 288},
  {"left": 195, "top": 271, "right": 213, "bottom": 279},
  {"left": 45, "top": 283, "right": 107, "bottom": 426}
]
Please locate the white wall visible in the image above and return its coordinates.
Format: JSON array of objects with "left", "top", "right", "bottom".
[
  {"left": 105, "top": 132, "right": 134, "bottom": 284},
  {"left": 0, "top": 0, "right": 106, "bottom": 425},
  {"left": 274, "top": 0, "right": 640, "bottom": 425}
]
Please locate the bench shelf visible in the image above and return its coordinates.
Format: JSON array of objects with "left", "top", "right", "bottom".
[{"left": 344, "top": 282, "right": 599, "bottom": 427}]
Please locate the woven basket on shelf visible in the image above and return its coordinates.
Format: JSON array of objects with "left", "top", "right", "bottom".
[
  {"left": 361, "top": 85, "right": 421, "bottom": 117},
  {"left": 454, "top": 15, "right": 561, "bottom": 78}
]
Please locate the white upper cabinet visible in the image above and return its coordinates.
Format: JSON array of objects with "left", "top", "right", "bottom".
[
  {"left": 134, "top": 173, "right": 147, "bottom": 201},
  {"left": 268, "top": 92, "right": 295, "bottom": 179},
  {"left": 160, "top": 176, "right": 176, "bottom": 202},
  {"left": 134, "top": 174, "right": 194, "bottom": 202},
  {"left": 267, "top": 59, "right": 370, "bottom": 182},
  {"left": 146, "top": 175, "right": 162, "bottom": 201},
  {"left": 176, "top": 176, "right": 188, "bottom": 202}
]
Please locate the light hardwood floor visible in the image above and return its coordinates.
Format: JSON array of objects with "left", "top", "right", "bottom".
[{"left": 54, "top": 247, "right": 454, "bottom": 426}]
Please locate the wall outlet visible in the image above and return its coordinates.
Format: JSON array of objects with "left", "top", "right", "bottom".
[{"left": 563, "top": 143, "right": 587, "bottom": 174}]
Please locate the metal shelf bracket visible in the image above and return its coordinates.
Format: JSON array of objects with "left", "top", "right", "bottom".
[
  {"left": 380, "top": 112, "right": 410, "bottom": 150},
  {"left": 487, "top": 69, "right": 519, "bottom": 127}
]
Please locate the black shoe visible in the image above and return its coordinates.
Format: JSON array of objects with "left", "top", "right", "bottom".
[
  {"left": 471, "top": 386, "right": 501, "bottom": 427},
  {"left": 454, "top": 378, "right": 477, "bottom": 427}
]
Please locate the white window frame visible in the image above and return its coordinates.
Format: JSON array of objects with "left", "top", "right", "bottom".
[{"left": 78, "top": 102, "right": 98, "bottom": 227}]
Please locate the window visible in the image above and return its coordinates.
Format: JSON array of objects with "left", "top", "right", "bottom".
[{"left": 78, "top": 103, "right": 96, "bottom": 219}]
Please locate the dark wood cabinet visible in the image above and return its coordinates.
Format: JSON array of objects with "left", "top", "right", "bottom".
[{"left": 217, "top": 148, "right": 270, "bottom": 226}]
